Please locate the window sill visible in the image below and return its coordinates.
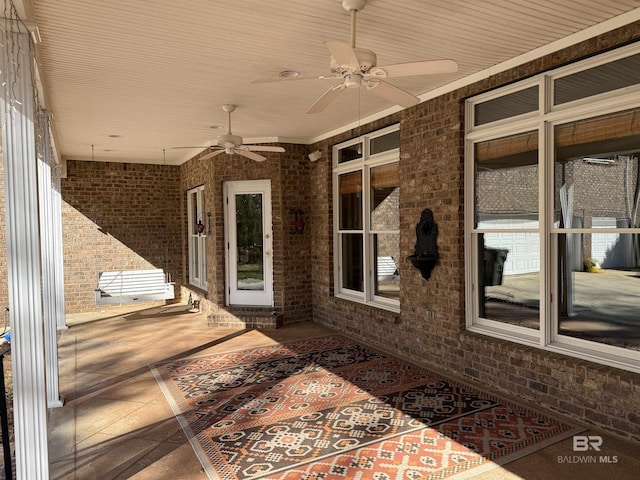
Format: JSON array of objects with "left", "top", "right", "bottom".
[{"left": 334, "top": 293, "right": 400, "bottom": 315}]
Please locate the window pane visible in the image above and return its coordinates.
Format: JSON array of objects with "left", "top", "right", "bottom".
[
  {"left": 370, "top": 130, "right": 400, "bottom": 155},
  {"left": 200, "top": 237, "right": 207, "bottom": 284},
  {"left": 338, "top": 143, "right": 363, "bottom": 164},
  {"left": 557, "top": 233, "right": 640, "bottom": 350},
  {"left": 339, "top": 171, "right": 363, "bottom": 230},
  {"left": 235, "top": 194, "right": 264, "bottom": 291},
  {"left": 477, "top": 233, "right": 540, "bottom": 329},
  {"left": 190, "top": 191, "right": 199, "bottom": 235},
  {"left": 371, "top": 163, "right": 399, "bottom": 230},
  {"left": 374, "top": 233, "right": 399, "bottom": 300},
  {"left": 191, "top": 236, "right": 199, "bottom": 280},
  {"left": 554, "top": 109, "right": 640, "bottom": 230},
  {"left": 474, "top": 86, "right": 538, "bottom": 126},
  {"left": 554, "top": 53, "right": 640, "bottom": 105},
  {"left": 474, "top": 131, "right": 539, "bottom": 228},
  {"left": 341, "top": 233, "right": 363, "bottom": 292}
]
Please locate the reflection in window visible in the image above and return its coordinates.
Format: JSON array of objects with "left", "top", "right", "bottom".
[
  {"left": 474, "top": 131, "right": 539, "bottom": 227},
  {"left": 557, "top": 233, "right": 640, "bottom": 351},
  {"left": 554, "top": 53, "right": 640, "bottom": 105},
  {"left": 371, "top": 163, "right": 400, "bottom": 300},
  {"left": 474, "top": 85, "right": 538, "bottom": 126},
  {"left": 554, "top": 109, "right": 640, "bottom": 351},
  {"left": 370, "top": 130, "right": 400, "bottom": 155},
  {"left": 476, "top": 233, "right": 540, "bottom": 329},
  {"left": 473, "top": 131, "right": 540, "bottom": 328},
  {"left": 374, "top": 233, "right": 399, "bottom": 299},
  {"left": 235, "top": 193, "right": 264, "bottom": 291},
  {"left": 342, "top": 233, "right": 363, "bottom": 292},
  {"left": 339, "top": 171, "right": 362, "bottom": 230},
  {"left": 554, "top": 109, "right": 640, "bottom": 230},
  {"left": 338, "top": 142, "right": 363, "bottom": 164}
]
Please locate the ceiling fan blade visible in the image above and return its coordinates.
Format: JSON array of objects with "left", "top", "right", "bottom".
[
  {"left": 170, "top": 146, "right": 212, "bottom": 150},
  {"left": 251, "top": 74, "right": 341, "bottom": 84},
  {"left": 371, "top": 59, "right": 459, "bottom": 78},
  {"left": 306, "top": 84, "right": 346, "bottom": 114},
  {"left": 200, "top": 149, "right": 225, "bottom": 161},
  {"left": 245, "top": 145, "right": 286, "bottom": 153},
  {"left": 237, "top": 150, "right": 266, "bottom": 162},
  {"left": 366, "top": 79, "right": 420, "bottom": 108},
  {"left": 325, "top": 41, "right": 361, "bottom": 71}
]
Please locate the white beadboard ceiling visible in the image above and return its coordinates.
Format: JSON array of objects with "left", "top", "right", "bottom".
[{"left": 13, "top": 0, "right": 640, "bottom": 164}]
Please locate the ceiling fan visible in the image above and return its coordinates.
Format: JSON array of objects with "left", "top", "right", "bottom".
[
  {"left": 173, "top": 104, "right": 285, "bottom": 162},
  {"left": 253, "top": 0, "right": 458, "bottom": 114}
]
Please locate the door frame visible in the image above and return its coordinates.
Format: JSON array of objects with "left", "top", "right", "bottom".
[{"left": 224, "top": 179, "right": 273, "bottom": 307}]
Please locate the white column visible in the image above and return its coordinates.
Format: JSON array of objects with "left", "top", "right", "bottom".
[
  {"left": 51, "top": 161, "right": 67, "bottom": 331},
  {"left": 0, "top": 24, "right": 50, "bottom": 480},
  {"left": 37, "top": 110, "right": 62, "bottom": 408}
]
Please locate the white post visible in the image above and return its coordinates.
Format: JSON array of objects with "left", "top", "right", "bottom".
[
  {"left": 0, "top": 23, "right": 50, "bottom": 479},
  {"left": 51, "top": 160, "right": 67, "bottom": 331},
  {"left": 37, "top": 110, "right": 62, "bottom": 407}
]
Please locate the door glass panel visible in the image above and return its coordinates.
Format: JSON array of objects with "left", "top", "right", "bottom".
[{"left": 235, "top": 193, "right": 264, "bottom": 291}]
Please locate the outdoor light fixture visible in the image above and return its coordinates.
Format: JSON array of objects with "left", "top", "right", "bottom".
[{"left": 308, "top": 150, "right": 322, "bottom": 162}]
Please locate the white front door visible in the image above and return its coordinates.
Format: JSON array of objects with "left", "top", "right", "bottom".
[{"left": 224, "top": 180, "right": 273, "bottom": 306}]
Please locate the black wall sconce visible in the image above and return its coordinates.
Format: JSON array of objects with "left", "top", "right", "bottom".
[
  {"left": 207, "top": 211, "right": 212, "bottom": 235},
  {"left": 290, "top": 209, "right": 305, "bottom": 234},
  {"left": 407, "top": 208, "right": 439, "bottom": 280}
]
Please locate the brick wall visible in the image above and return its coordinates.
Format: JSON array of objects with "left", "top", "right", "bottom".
[
  {"left": 309, "top": 24, "right": 640, "bottom": 441},
  {"left": 179, "top": 144, "right": 313, "bottom": 324},
  {"left": 61, "top": 160, "right": 182, "bottom": 312}
]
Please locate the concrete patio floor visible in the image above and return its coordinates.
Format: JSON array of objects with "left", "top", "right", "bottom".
[{"left": 47, "top": 304, "right": 640, "bottom": 480}]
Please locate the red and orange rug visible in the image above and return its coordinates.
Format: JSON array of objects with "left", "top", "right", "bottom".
[{"left": 151, "top": 335, "right": 582, "bottom": 479}]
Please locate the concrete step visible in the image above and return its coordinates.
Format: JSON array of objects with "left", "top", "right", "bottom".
[{"left": 207, "top": 307, "right": 282, "bottom": 329}]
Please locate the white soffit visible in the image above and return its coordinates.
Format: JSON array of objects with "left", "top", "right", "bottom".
[{"left": 20, "top": 0, "right": 640, "bottom": 164}]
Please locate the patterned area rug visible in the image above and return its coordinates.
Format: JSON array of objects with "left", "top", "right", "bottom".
[{"left": 150, "top": 335, "right": 582, "bottom": 479}]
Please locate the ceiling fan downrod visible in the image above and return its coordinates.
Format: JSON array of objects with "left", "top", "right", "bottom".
[
  {"left": 342, "top": 0, "right": 366, "bottom": 48},
  {"left": 222, "top": 104, "right": 236, "bottom": 134}
]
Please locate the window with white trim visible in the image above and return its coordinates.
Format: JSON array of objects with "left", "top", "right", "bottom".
[
  {"left": 465, "top": 43, "right": 640, "bottom": 372},
  {"left": 187, "top": 185, "right": 207, "bottom": 289},
  {"left": 333, "top": 125, "right": 400, "bottom": 312}
]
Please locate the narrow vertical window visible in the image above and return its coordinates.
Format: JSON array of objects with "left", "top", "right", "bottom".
[
  {"left": 187, "top": 185, "right": 207, "bottom": 289},
  {"left": 333, "top": 124, "right": 400, "bottom": 311}
]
